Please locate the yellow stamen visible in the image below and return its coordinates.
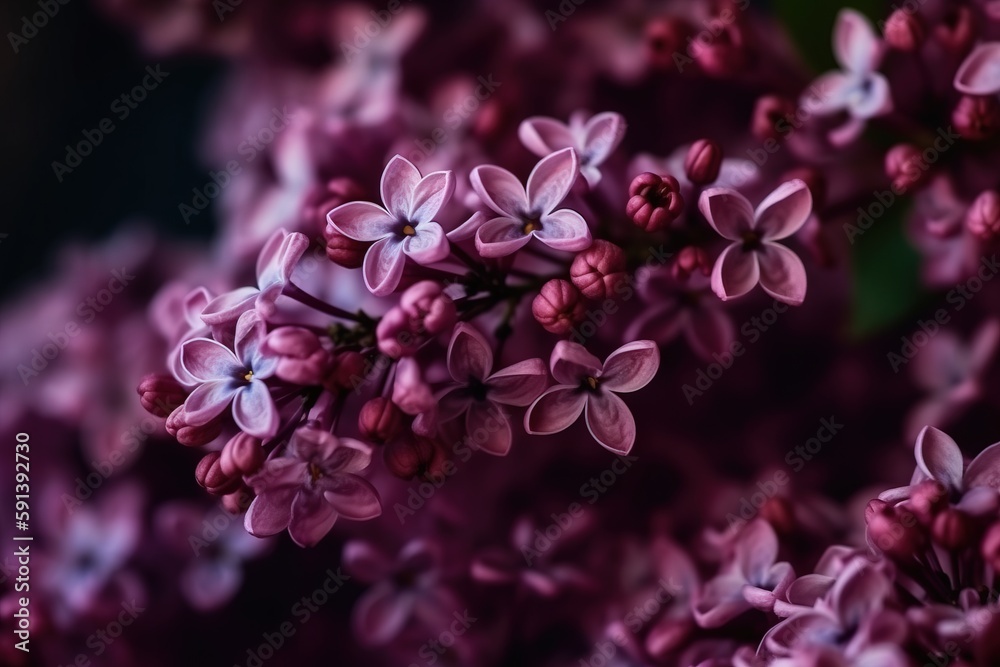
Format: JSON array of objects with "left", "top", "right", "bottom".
[
  {"left": 309, "top": 463, "right": 323, "bottom": 482},
  {"left": 523, "top": 221, "right": 539, "bottom": 234},
  {"left": 586, "top": 376, "right": 599, "bottom": 390},
  {"left": 244, "top": 370, "right": 254, "bottom": 382},
  {"left": 402, "top": 224, "right": 416, "bottom": 236}
]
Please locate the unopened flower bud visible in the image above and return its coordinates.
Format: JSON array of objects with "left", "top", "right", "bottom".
[
  {"left": 909, "top": 480, "right": 948, "bottom": 524},
  {"left": 966, "top": 190, "right": 1000, "bottom": 241},
  {"left": 885, "top": 144, "right": 926, "bottom": 193},
  {"left": 306, "top": 177, "right": 365, "bottom": 233},
  {"left": 867, "top": 506, "right": 926, "bottom": 558},
  {"left": 627, "top": 172, "right": 684, "bottom": 232},
  {"left": 377, "top": 281, "right": 457, "bottom": 358},
  {"left": 137, "top": 373, "right": 187, "bottom": 418},
  {"left": 195, "top": 451, "right": 241, "bottom": 495},
  {"left": 690, "top": 19, "right": 747, "bottom": 77},
  {"left": 933, "top": 507, "right": 976, "bottom": 550},
  {"left": 266, "top": 327, "right": 331, "bottom": 385},
  {"left": 383, "top": 437, "right": 446, "bottom": 481},
  {"left": 684, "top": 139, "right": 723, "bottom": 185},
  {"left": 865, "top": 498, "right": 888, "bottom": 523},
  {"left": 165, "top": 405, "right": 222, "bottom": 447},
  {"left": 324, "top": 225, "right": 369, "bottom": 269},
  {"left": 981, "top": 522, "right": 1000, "bottom": 570},
  {"left": 570, "top": 241, "right": 627, "bottom": 300},
  {"left": 644, "top": 17, "right": 692, "bottom": 70},
  {"left": 325, "top": 350, "right": 368, "bottom": 392},
  {"left": 751, "top": 95, "right": 796, "bottom": 142},
  {"left": 884, "top": 9, "right": 924, "bottom": 51},
  {"left": 220, "top": 432, "right": 264, "bottom": 476},
  {"left": 953, "top": 95, "right": 1000, "bottom": 141},
  {"left": 933, "top": 7, "right": 975, "bottom": 55},
  {"left": 760, "top": 496, "right": 795, "bottom": 534},
  {"left": 358, "top": 397, "right": 403, "bottom": 444},
  {"left": 671, "top": 246, "right": 710, "bottom": 281},
  {"left": 532, "top": 279, "right": 586, "bottom": 335}
]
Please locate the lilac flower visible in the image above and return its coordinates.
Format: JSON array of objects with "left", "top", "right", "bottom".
[
  {"left": 180, "top": 310, "right": 279, "bottom": 439},
  {"left": 518, "top": 111, "right": 626, "bottom": 187},
  {"left": 343, "top": 539, "right": 460, "bottom": 646},
  {"left": 244, "top": 427, "right": 381, "bottom": 547},
  {"left": 693, "top": 520, "right": 795, "bottom": 628},
  {"left": 416, "top": 323, "right": 547, "bottom": 456},
  {"left": 955, "top": 42, "right": 1000, "bottom": 96},
  {"left": 699, "top": 179, "right": 812, "bottom": 305},
  {"left": 524, "top": 340, "right": 659, "bottom": 454},
  {"left": 470, "top": 147, "right": 592, "bottom": 257},
  {"left": 155, "top": 285, "right": 213, "bottom": 386},
  {"left": 200, "top": 229, "right": 309, "bottom": 325},
  {"left": 327, "top": 155, "right": 454, "bottom": 296},
  {"left": 630, "top": 146, "right": 759, "bottom": 193},
  {"left": 802, "top": 9, "right": 892, "bottom": 145}
]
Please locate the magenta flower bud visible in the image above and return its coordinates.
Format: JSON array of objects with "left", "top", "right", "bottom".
[
  {"left": 306, "top": 177, "right": 365, "bottom": 233},
  {"left": 220, "top": 432, "right": 264, "bottom": 477},
  {"left": 266, "top": 326, "right": 331, "bottom": 386},
  {"left": 570, "top": 240, "right": 627, "bottom": 300},
  {"left": 885, "top": 144, "right": 926, "bottom": 193},
  {"left": 982, "top": 523, "right": 1000, "bottom": 571},
  {"left": 690, "top": 18, "right": 746, "bottom": 77},
  {"left": 932, "top": 507, "right": 976, "bottom": 550},
  {"left": 195, "top": 451, "right": 241, "bottom": 495},
  {"left": 908, "top": 479, "right": 948, "bottom": 524},
  {"left": 867, "top": 506, "right": 926, "bottom": 558},
  {"left": 166, "top": 405, "right": 222, "bottom": 447},
  {"left": 137, "top": 373, "right": 187, "bottom": 418},
  {"left": 759, "top": 496, "right": 795, "bottom": 535},
  {"left": 325, "top": 350, "right": 368, "bottom": 392},
  {"left": 532, "top": 279, "right": 586, "bottom": 335},
  {"left": 376, "top": 281, "right": 457, "bottom": 358},
  {"left": 358, "top": 397, "right": 403, "bottom": 444},
  {"left": 671, "top": 246, "right": 710, "bottom": 281},
  {"left": 684, "top": 139, "right": 723, "bottom": 185},
  {"left": 382, "top": 437, "right": 445, "bottom": 481},
  {"left": 627, "top": 172, "right": 684, "bottom": 232},
  {"left": 933, "top": 7, "right": 975, "bottom": 55},
  {"left": 643, "top": 16, "right": 692, "bottom": 70},
  {"left": 221, "top": 487, "right": 253, "bottom": 515},
  {"left": 751, "top": 95, "right": 795, "bottom": 142},
  {"left": 966, "top": 190, "right": 1000, "bottom": 241},
  {"left": 324, "top": 225, "right": 369, "bottom": 269},
  {"left": 865, "top": 498, "right": 888, "bottom": 523},
  {"left": 883, "top": 9, "right": 924, "bottom": 51},
  {"left": 952, "top": 95, "right": 1000, "bottom": 141}
]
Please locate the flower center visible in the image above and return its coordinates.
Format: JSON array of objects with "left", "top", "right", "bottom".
[
  {"left": 522, "top": 218, "right": 542, "bottom": 234},
  {"left": 243, "top": 370, "right": 254, "bottom": 382},
  {"left": 402, "top": 224, "right": 417, "bottom": 236},
  {"left": 741, "top": 230, "right": 762, "bottom": 251},
  {"left": 308, "top": 462, "right": 323, "bottom": 482},
  {"left": 584, "top": 376, "right": 600, "bottom": 392}
]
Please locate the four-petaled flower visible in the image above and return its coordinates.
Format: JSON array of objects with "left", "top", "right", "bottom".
[
  {"left": 525, "top": 340, "right": 659, "bottom": 454},
  {"left": 328, "top": 155, "right": 454, "bottom": 296},
  {"left": 419, "top": 323, "right": 548, "bottom": 456},
  {"left": 470, "top": 147, "right": 592, "bottom": 257},
  {"left": 699, "top": 179, "right": 812, "bottom": 305},
  {"left": 802, "top": 9, "right": 892, "bottom": 145},
  {"left": 245, "top": 427, "right": 382, "bottom": 547},
  {"left": 518, "top": 111, "right": 626, "bottom": 187},
  {"left": 181, "top": 310, "right": 280, "bottom": 439}
]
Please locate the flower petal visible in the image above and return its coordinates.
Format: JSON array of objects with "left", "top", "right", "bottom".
[
  {"left": 288, "top": 490, "right": 338, "bottom": 547},
  {"left": 693, "top": 573, "right": 751, "bottom": 628},
  {"left": 801, "top": 70, "right": 854, "bottom": 115},
  {"left": 342, "top": 540, "right": 393, "bottom": 583},
  {"left": 200, "top": 286, "right": 260, "bottom": 326},
  {"left": 232, "top": 381, "right": 279, "bottom": 439},
  {"left": 380, "top": 154, "right": 421, "bottom": 219},
  {"left": 485, "top": 358, "right": 549, "bottom": 406},
  {"left": 235, "top": 310, "right": 272, "bottom": 374},
  {"left": 363, "top": 237, "right": 407, "bottom": 296},
  {"left": 524, "top": 386, "right": 587, "bottom": 435},
  {"left": 352, "top": 582, "right": 414, "bottom": 646},
  {"left": 833, "top": 8, "right": 881, "bottom": 73},
  {"left": 465, "top": 402, "right": 512, "bottom": 456},
  {"left": 849, "top": 72, "right": 892, "bottom": 119},
  {"left": 518, "top": 116, "right": 576, "bottom": 157},
  {"left": 409, "top": 170, "right": 455, "bottom": 223},
  {"left": 244, "top": 489, "right": 295, "bottom": 537},
  {"left": 535, "top": 208, "right": 592, "bottom": 252},
  {"left": 600, "top": 340, "right": 660, "bottom": 393},
  {"left": 582, "top": 112, "right": 626, "bottom": 166},
  {"left": 757, "top": 242, "right": 807, "bottom": 306},
  {"left": 685, "top": 307, "right": 736, "bottom": 362},
  {"left": 550, "top": 339, "right": 602, "bottom": 384},
  {"left": 257, "top": 230, "right": 310, "bottom": 288},
  {"left": 447, "top": 322, "right": 494, "bottom": 382},
  {"left": 914, "top": 425, "right": 965, "bottom": 492},
  {"left": 184, "top": 380, "right": 239, "bottom": 425},
  {"left": 475, "top": 216, "right": 533, "bottom": 258},
  {"left": 585, "top": 392, "right": 636, "bottom": 454},
  {"left": 964, "top": 441, "right": 1000, "bottom": 490},
  {"left": 711, "top": 243, "right": 760, "bottom": 301},
  {"left": 321, "top": 475, "right": 382, "bottom": 520},
  {"left": 954, "top": 42, "right": 1000, "bottom": 95},
  {"left": 470, "top": 165, "right": 528, "bottom": 218},
  {"left": 756, "top": 180, "right": 813, "bottom": 240},
  {"left": 328, "top": 201, "right": 396, "bottom": 241},
  {"left": 526, "top": 147, "right": 579, "bottom": 215},
  {"left": 699, "top": 188, "right": 755, "bottom": 240},
  {"left": 402, "top": 221, "right": 450, "bottom": 265},
  {"left": 734, "top": 520, "right": 779, "bottom": 581},
  {"left": 181, "top": 338, "right": 243, "bottom": 382}
]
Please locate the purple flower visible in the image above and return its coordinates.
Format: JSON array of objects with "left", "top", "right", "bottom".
[
  {"left": 518, "top": 111, "right": 626, "bottom": 187},
  {"left": 200, "top": 229, "right": 309, "bottom": 325},
  {"left": 180, "top": 310, "right": 279, "bottom": 439},
  {"left": 524, "top": 340, "right": 659, "bottom": 454},
  {"left": 802, "top": 9, "right": 892, "bottom": 145},
  {"left": 420, "top": 323, "right": 547, "bottom": 456},
  {"left": 343, "top": 539, "right": 460, "bottom": 646},
  {"left": 470, "top": 147, "right": 592, "bottom": 257},
  {"left": 693, "top": 520, "right": 795, "bottom": 628},
  {"left": 327, "top": 155, "right": 454, "bottom": 296},
  {"left": 699, "top": 179, "right": 812, "bottom": 305},
  {"left": 244, "top": 427, "right": 381, "bottom": 547},
  {"left": 955, "top": 42, "right": 1000, "bottom": 96}
]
